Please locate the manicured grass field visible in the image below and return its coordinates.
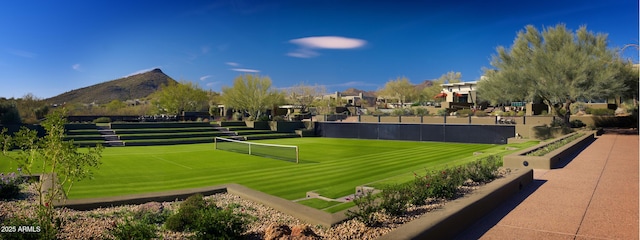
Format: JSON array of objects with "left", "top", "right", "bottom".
[{"left": 0, "top": 138, "right": 536, "bottom": 205}]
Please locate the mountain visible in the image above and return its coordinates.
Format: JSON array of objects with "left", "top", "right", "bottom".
[
  {"left": 341, "top": 88, "right": 378, "bottom": 97},
  {"left": 46, "top": 68, "right": 177, "bottom": 104}
]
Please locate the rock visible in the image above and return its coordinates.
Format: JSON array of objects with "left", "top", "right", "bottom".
[
  {"left": 264, "top": 224, "right": 291, "bottom": 240},
  {"left": 290, "top": 225, "right": 320, "bottom": 240}
]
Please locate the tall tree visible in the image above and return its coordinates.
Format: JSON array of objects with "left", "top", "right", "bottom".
[
  {"left": 421, "top": 71, "right": 462, "bottom": 102},
  {"left": 286, "top": 82, "right": 326, "bottom": 113},
  {"left": 152, "top": 81, "right": 209, "bottom": 115},
  {"left": 478, "top": 24, "right": 627, "bottom": 125},
  {"left": 378, "top": 76, "right": 416, "bottom": 107},
  {"left": 222, "top": 74, "right": 284, "bottom": 119}
]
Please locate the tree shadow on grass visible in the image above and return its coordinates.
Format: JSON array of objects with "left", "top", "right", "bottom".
[{"left": 453, "top": 179, "right": 547, "bottom": 240}]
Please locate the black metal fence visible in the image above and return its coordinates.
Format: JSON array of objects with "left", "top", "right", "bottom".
[{"left": 314, "top": 122, "right": 515, "bottom": 144}]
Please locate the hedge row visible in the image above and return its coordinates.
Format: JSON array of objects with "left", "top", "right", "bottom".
[
  {"left": 244, "top": 133, "right": 300, "bottom": 140},
  {"left": 219, "top": 121, "right": 247, "bottom": 127},
  {"left": 233, "top": 130, "right": 274, "bottom": 135},
  {"left": 124, "top": 137, "right": 214, "bottom": 146},
  {"left": 111, "top": 122, "right": 213, "bottom": 129},
  {"left": 64, "top": 135, "right": 105, "bottom": 141},
  {"left": 64, "top": 123, "right": 97, "bottom": 130},
  {"left": 119, "top": 132, "right": 224, "bottom": 140},
  {"left": 114, "top": 127, "right": 218, "bottom": 134}
]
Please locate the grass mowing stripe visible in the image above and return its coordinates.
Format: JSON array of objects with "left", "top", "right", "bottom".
[
  {"left": 5, "top": 138, "right": 525, "bottom": 204},
  {"left": 150, "top": 155, "right": 194, "bottom": 170}
]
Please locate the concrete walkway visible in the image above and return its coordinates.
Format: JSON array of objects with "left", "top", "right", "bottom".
[{"left": 456, "top": 130, "right": 639, "bottom": 240}]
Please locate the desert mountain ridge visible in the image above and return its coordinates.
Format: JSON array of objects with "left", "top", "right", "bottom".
[{"left": 45, "top": 68, "right": 177, "bottom": 105}]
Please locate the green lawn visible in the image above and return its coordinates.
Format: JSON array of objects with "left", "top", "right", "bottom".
[{"left": 0, "top": 138, "right": 536, "bottom": 205}]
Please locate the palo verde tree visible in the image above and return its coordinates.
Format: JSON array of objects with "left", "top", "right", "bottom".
[
  {"left": 421, "top": 71, "right": 462, "bottom": 103},
  {"left": 222, "top": 74, "right": 285, "bottom": 120},
  {"left": 286, "top": 82, "right": 326, "bottom": 113},
  {"left": 152, "top": 81, "right": 209, "bottom": 115},
  {"left": 478, "top": 24, "right": 628, "bottom": 126},
  {"left": 379, "top": 76, "right": 417, "bottom": 107},
  {"left": 1, "top": 108, "right": 103, "bottom": 238}
]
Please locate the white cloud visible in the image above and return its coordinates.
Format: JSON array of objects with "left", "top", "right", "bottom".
[
  {"left": 286, "top": 48, "right": 319, "bottom": 58},
  {"left": 231, "top": 68, "right": 260, "bottom": 73},
  {"left": 72, "top": 63, "right": 81, "bottom": 71},
  {"left": 206, "top": 82, "right": 220, "bottom": 87},
  {"left": 289, "top": 36, "right": 367, "bottom": 49},
  {"left": 200, "top": 75, "right": 212, "bottom": 81},
  {"left": 287, "top": 36, "right": 367, "bottom": 58},
  {"left": 225, "top": 62, "right": 240, "bottom": 67}
]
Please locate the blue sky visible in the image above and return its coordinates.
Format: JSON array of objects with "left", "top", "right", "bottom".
[{"left": 0, "top": 0, "right": 637, "bottom": 99}]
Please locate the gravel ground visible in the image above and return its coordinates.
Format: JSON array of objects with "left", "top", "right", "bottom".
[{"left": 0, "top": 169, "right": 509, "bottom": 239}]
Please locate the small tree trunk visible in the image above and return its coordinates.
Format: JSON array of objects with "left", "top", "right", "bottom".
[{"left": 563, "top": 99, "right": 572, "bottom": 127}]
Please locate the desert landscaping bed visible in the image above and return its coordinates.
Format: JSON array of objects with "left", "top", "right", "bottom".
[{"left": 1, "top": 167, "right": 533, "bottom": 239}]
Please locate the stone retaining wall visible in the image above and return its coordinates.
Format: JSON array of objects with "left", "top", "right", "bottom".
[
  {"left": 53, "top": 169, "right": 533, "bottom": 233},
  {"left": 503, "top": 131, "right": 596, "bottom": 169}
]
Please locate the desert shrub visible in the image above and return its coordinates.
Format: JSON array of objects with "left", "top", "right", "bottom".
[
  {"left": 570, "top": 102, "right": 587, "bottom": 114},
  {"left": 570, "top": 119, "right": 585, "bottom": 128},
  {"left": 93, "top": 117, "right": 111, "bottom": 123},
  {"left": 165, "top": 194, "right": 207, "bottom": 232},
  {"left": 191, "top": 207, "right": 248, "bottom": 240},
  {"left": 456, "top": 109, "right": 473, "bottom": 117},
  {"left": 408, "top": 173, "right": 431, "bottom": 205},
  {"left": 588, "top": 108, "right": 615, "bottom": 116},
  {"left": 110, "top": 218, "right": 157, "bottom": 240},
  {"left": 540, "top": 110, "right": 548, "bottom": 116},
  {"left": 464, "top": 155, "right": 501, "bottom": 183},
  {"left": 426, "top": 168, "right": 466, "bottom": 199},
  {"left": 474, "top": 111, "right": 488, "bottom": 117},
  {"left": 516, "top": 111, "right": 526, "bottom": 116},
  {"left": 0, "top": 172, "right": 23, "bottom": 199},
  {"left": 379, "top": 184, "right": 410, "bottom": 216},
  {"left": 413, "top": 108, "right": 429, "bottom": 116},
  {"left": 346, "top": 191, "right": 380, "bottom": 226},
  {"left": 134, "top": 208, "right": 170, "bottom": 225},
  {"left": 391, "top": 108, "right": 410, "bottom": 116},
  {"left": 436, "top": 109, "right": 448, "bottom": 116}
]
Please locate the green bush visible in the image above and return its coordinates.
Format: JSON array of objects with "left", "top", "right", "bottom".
[
  {"left": 379, "top": 184, "right": 410, "bottom": 216},
  {"left": 436, "top": 109, "right": 448, "bottom": 116},
  {"left": 133, "top": 208, "right": 169, "bottom": 225},
  {"left": 110, "top": 218, "right": 157, "bottom": 240},
  {"left": 427, "top": 168, "right": 466, "bottom": 199},
  {"left": 165, "top": 194, "right": 207, "bottom": 232},
  {"left": 391, "top": 108, "right": 410, "bottom": 116},
  {"left": 587, "top": 108, "right": 615, "bottom": 116},
  {"left": 516, "top": 111, "right": 526, "bottom": 116},
  {"left": 346, "top": 191, "right": 380, "bottom": 226},
  {"left": 93, "top": 117, "right": 111, "bottom": 123},
  {"left": 456, "top": 109, "right": 473, "bottom": 117},
  {"left": 464, "top": 155, "right": 501, "bottom": 183},
  {"left": 474, "top": 111, "right": 488, "bottom": 117},
  {"left": 191, "top": 207, "right": 248, "bottom": 240},
  {"left": 413, "top": 108, "right": 429, "bottom": 116},
  {"left": 0, "top": 172, "right": 23, "bottom": 199},
  {"left": 570, "top": 119, "right": 585, "bottom": 128}
]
